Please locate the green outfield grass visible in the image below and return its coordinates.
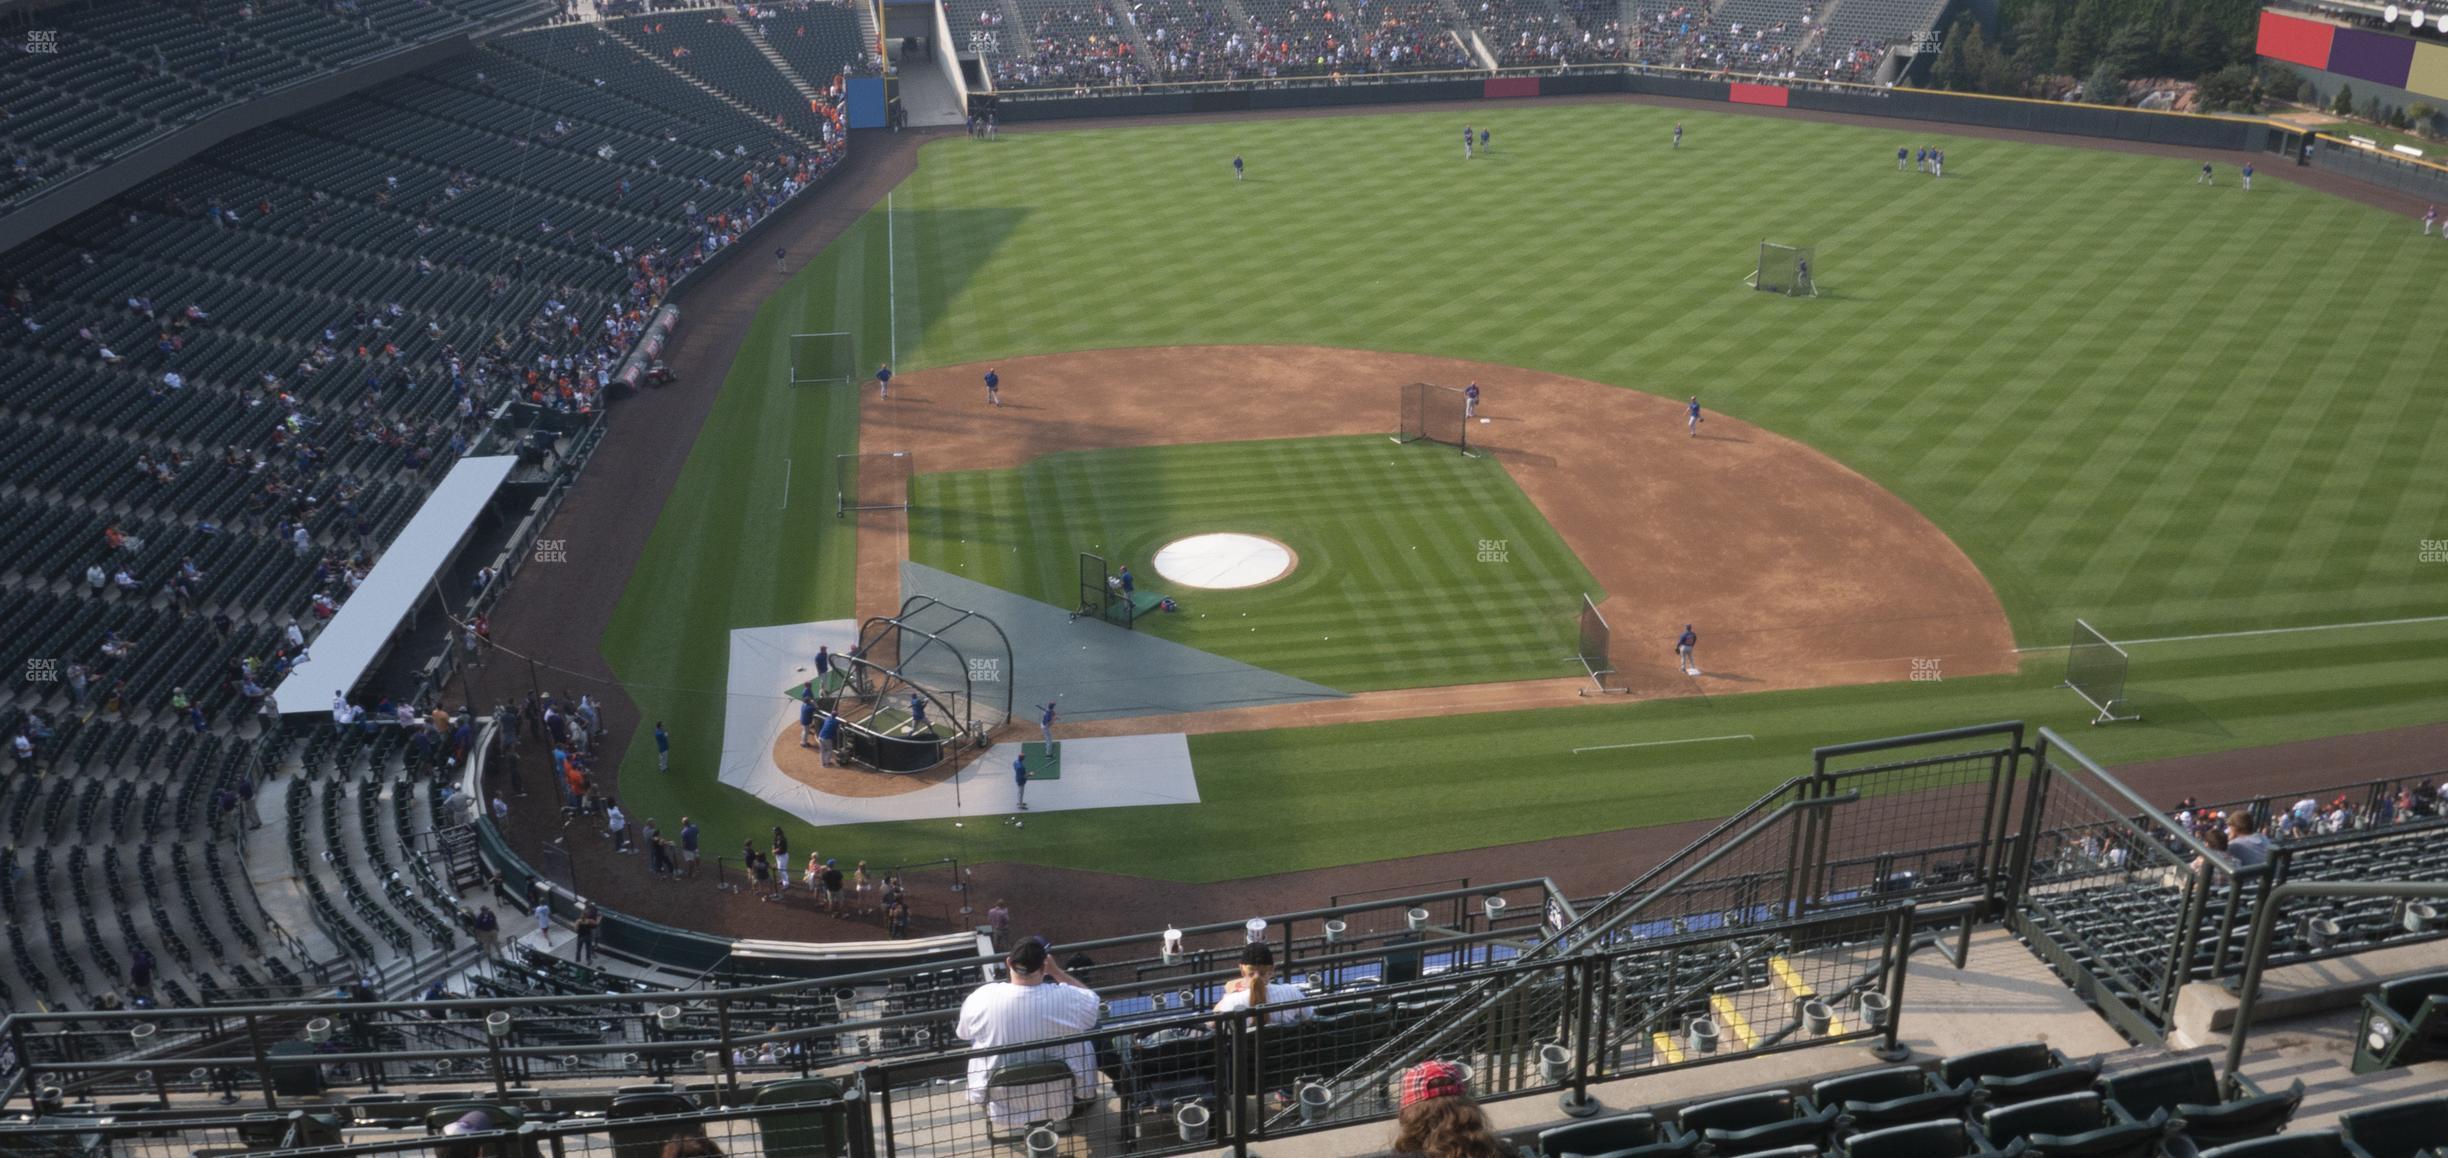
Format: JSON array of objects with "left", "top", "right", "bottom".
[
  {"left": 598, "top": 102, "right": 2448, "bottom": 880},
  {"left": 909, "top": 437, "right": 1601, "bottom": 690}
]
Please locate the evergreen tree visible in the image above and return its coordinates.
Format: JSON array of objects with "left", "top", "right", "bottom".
[
  {"left": 2008, "top": 2, "right": 2060, "bottom": 77},
  {"left": 1934, "top": 16, "right": 1976, "bottom": 90},
  {"left": 2086, "top": 59, "right": 2126, "bottom": 105},
  {"left": 2333, "top": 83, "right": 2356, "bottom": 117},
  {"left": 2058, "top": 0, "right": 2108, "bottom": 77}
]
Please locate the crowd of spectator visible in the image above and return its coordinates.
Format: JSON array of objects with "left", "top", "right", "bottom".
[
  {"left": 2174, "top": 779, "right": 2442, "bottom": 854},
  {"left": 990, "top": 0, "right": 1153, "bottom": 90},
  {"left": 967, "top": 0, "right": 1902, "bottom": 89}
]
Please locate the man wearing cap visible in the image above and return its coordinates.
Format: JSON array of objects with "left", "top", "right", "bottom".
[
  {"left": 821, "top": 858, "right": 846, "bottom": 915},
  {"left": 957, "top": 936, "right": 1102, "bottom": 1131}
]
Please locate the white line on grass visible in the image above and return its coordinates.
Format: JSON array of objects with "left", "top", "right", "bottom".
[
  {"left": 2014, "top": 613, "right": 2448, "bottom": 653},
  {"left": 1572, "top": 733, "right": 1756, "bottom": 755},
  {"left": 895, "top": 192, "right": 905, "bottom": 367},
  {"left": 781, "top": 458, "right": 791, "bottom": 510}
]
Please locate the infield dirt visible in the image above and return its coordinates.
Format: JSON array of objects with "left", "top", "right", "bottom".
[{"left": 855, "top": 344, "right": 2019, "bottom": 724}]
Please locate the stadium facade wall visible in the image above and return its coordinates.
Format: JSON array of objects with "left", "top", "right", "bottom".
[
  {"left": 0, "top": 33, "right": 483, "bottom": 253},
  {"left": 995, "top": 70, "right": 2277, "bottom": 153}
]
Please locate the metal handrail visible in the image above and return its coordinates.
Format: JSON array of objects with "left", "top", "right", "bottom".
[{"left": 2220, "top": 879, "right": 2448, "bottom": 1092}]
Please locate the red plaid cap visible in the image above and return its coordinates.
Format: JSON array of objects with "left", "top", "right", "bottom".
[{"left": 1400, "top": 1061, "right": 1468, "bottom": 1108}]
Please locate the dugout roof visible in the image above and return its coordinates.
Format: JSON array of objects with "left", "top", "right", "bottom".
[{"left": 270, "top": 454, "right": 517, "bottom": 715}]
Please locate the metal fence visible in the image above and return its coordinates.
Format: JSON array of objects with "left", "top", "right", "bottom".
[
  {"left": 0, "top": 904, "right": 1910, "bottom": 1158},
  {"left": 2309, "top": 133, "right": 2448, "bottom": 199},
  {"left": 7, "top": 721, "right": 2440, "bottom": 1150},
  {"left": 864, "top": 906, "right": 1914, "bottom": 1158}
]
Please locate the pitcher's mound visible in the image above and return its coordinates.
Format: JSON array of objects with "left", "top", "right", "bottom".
[{"left": 1153, "top": 533, "right": 1297, "bottom": 589}]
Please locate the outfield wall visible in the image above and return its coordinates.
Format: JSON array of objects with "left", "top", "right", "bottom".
[
  {"left": 984, "top": 67, "right": 2448, "bottom": 199},
  {"left": 992, "top": 67, "right": 2281, "bottom": 154}
]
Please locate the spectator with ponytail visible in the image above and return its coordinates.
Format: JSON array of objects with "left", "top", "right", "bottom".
[{"left": 1212, "top": 943, "right": 1316, "bottom": 1025}]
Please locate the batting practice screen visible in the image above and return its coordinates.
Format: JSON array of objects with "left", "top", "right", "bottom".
[
  {"left": 1752, "top": 244, "right": 1817, "bottom": 296},
  {"left": 1393, "top": 382, "right": 1471, "bottom": 453},
  {"left": 1075, "top": 551, "right": 1135, "bottom": 628},
  {"left": 2063, "top": 619, "right": 2139, "bottom": 724},
  {"left": 1576, "top": 593, "right": 1628, "bottom": 694},
  {"left": 835, "top": 450, "right": 912, "bottom": 516},
  {"left": 790, "top": 331, "right": 856, "bottom": 385}
]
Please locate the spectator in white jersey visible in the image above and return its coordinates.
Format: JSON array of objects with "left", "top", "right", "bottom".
[
  {"left": 1211, "top": 943, "right": 1316, "bottom": 1025},
  {"left": 956, "top": 936, "right": 1103, "bottom": 1128}
]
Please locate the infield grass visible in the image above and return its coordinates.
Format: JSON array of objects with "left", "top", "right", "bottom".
[
  {"left": 908, "top": 437, "right": 1601, "bottom": 690},
  {"left": 599, "top": 102, "right": 2448, "bottom": 880}
]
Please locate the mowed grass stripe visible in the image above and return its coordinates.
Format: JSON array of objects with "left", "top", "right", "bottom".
[
  {"left": 604, "top": 105, "right": 2448, "bottom": 880},
  {"left": 906, "top": 437, "right": 1594, "bottom": 690}
]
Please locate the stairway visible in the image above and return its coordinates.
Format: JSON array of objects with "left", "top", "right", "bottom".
[
  {"left": 599, "top": 23, "right": 826, "bottom": 151},
  {"left": 441, "top": 824, "right": 487, "bottom": 891},
  {"left": 858, "top": 0, "right": 883, "bottom": 54},
  {"left": 736, "top": 17, "right": 835, "bottom": 110},
  {"left": 1428, "top": 0, "right": 1499, "bottom": 68}
]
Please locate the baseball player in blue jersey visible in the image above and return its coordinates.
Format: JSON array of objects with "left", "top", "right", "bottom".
[
  {"left": 1687, "top": 396, "right": 1702, "bottom": 437},
  {"left": 984, "top": 367, "right": 1001, "bottom": 406},
  {"left": 1676, "top": 625, "right": 1698, "bottom": 676},
  {"left": 875, "top": 363, "right": 893, "bottom": 397},
  {"left": 1464, "top": 381, "right": 1480, "bottom": 418},
  {"left": 1673, "top": 122, "right": 1684, "bottom": 149},
  {"left": 2241, "top": 162, "right": 2254, "bottom": 191},
  {"left": 1463, "top": 125, "right": 1474, "bottom": 159},
  {"left": 1233, "top": 155, "right": 1244, "bottom": 181},
  {"left": 1013, "top": 751, "right": 1031, "bottom": 810},
  {"left": 1897, "top": 145, "right": 1909, "bottom": 170},
  {"left": 1037, "top": 702, "right": 1057, "bottom": 746}
]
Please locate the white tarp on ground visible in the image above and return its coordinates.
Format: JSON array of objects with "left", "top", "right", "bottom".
[
  {"left": 719, "top": 619, "right": 866, "bottom": 798},
  {"left": 720, "top": 620, "right": 1200, "bottom": 827},
  {"left": 272, "top": 455, "right": 516, "bottom": 715}
]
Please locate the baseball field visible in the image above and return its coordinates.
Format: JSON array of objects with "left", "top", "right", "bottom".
[{"left": 592, "top": 100, "right": 2448, "bottom": 886}]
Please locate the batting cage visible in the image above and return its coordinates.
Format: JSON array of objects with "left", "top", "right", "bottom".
[
  {"left": 1071, "top": 551, "right": 1162, "bottom": 629},
  {"left": 1747, "top": 243, "right": 1818, "bottom": 297},
  {"left": 835, "top": 450, "right": 912, "bottom": 517},
  {"left": 1575, "top": 593, "right": 1629, "bottom": 695},
  {"left": 2063, "top": 619, "right": 2139, "bottom": 725},
  {"left": 789, "top": 331, "right": 856, "bottom": 385},
  {"left": 820, "top": 596, "right": 1014, "bottom": 772},
  {"left": 1391, "top": 381, "right": 1473, "bottom": 454}
]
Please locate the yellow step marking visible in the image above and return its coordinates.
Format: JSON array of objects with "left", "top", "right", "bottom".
[
  {"left": 1710, "top": 993, "right": 1760, "bottom": 1049},
  {"left": 1651, "top": 1031, "right": 1686, "bottom": 1065},
  {"left": 1771, "top": 956, "right": 1849, "bottom": 1034}
]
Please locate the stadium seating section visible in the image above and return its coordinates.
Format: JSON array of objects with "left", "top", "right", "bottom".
[
  {"left": 2, "top": 0, "right": 551, "bottom": 207},
  {"left": 931, "top": 0, "right": 1942, "bottom": 84},
  {"left": 1, "top": 1, "right": 847, "bottom": 1022}
]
